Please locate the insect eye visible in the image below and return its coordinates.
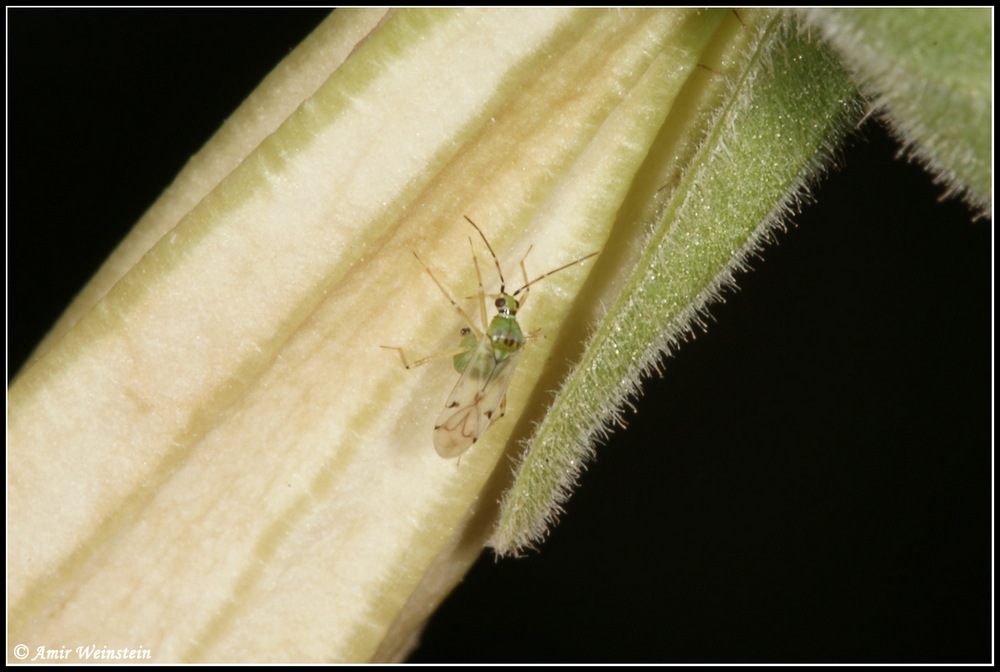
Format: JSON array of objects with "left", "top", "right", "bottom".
[
  {"left": 460, "top": 327, "right": 471, "bottom": 335},
  {"left": 495, "top": 297, "right": 506, "bottom": 310}
]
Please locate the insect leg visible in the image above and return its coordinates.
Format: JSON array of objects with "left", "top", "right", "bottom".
[
  {"left": 412, "top": 251, "right": 482, "bottom": 337},
  {"left": 469, "top": 237, "right": 489, "bottom": 333},
  {"left": 380, "top": 339, "right": 474, "bottom": 370},
  {"left": 516, "top": 245, "right": 534, "bottom": 307}
]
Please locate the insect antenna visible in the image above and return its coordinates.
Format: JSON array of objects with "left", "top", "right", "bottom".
[
  {"left": 463, "top": 215, "right": 506, "bottom": 294},
  {"left": 512, "top": 249, "right": 600, "bottom": 305},
  {"left": 463, "top": 213, "right": 599, "bottom": 309}
]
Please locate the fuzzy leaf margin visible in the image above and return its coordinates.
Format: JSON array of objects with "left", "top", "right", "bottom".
[{"left": 798, "top": 8, "right": 992, "bottom": 214}]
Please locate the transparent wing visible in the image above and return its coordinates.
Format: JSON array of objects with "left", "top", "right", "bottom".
[{"left": 433, "top": 336, "right": 522, "bottom": 458}]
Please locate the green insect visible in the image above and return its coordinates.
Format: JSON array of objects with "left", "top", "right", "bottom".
[{"left": 383, "top": 216, "right": 598, "bottom": 458}]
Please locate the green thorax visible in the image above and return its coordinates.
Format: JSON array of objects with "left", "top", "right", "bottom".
[
  {"left": 487, "top": 293, "right": 525, "bottom": 362},
  {"left": 451, "top": 293, "right": 526, "bottom": 375}
]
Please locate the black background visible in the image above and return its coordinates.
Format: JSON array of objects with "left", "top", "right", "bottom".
[{"left": 8, "top": 10, "right": 991, "bottom": 664}]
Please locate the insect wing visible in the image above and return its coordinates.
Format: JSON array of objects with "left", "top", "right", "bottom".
[{"left": 433, "top": 336, "right": 522, "bottom": 458}]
